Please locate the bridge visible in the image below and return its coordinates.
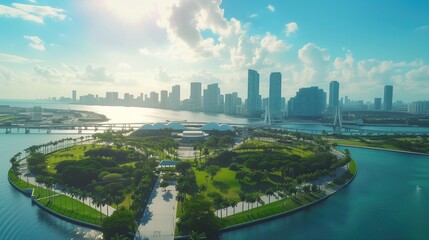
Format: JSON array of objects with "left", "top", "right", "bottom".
[{"left": 1, "top": 120, "right": 428, "bottom": 136}]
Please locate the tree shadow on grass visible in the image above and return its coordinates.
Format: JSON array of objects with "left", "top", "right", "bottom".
[{"left": 213, "top": 180, "right": 230, "bottom": 193}]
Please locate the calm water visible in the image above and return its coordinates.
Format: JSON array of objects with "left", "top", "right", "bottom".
[
  {"left": 0, "top": 134, "right": 102, "bottom": 240},
  {"left": 222, "top": 147, "right": 429, "bottom": 240},
  {"left": 1, "top": 100, "right": 429, "bottom": 239}
]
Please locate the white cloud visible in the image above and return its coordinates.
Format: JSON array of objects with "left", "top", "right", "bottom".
[
  {"left": 267, "top": 5, "right": 275, "bottom": 12},
  {"left": 261, "top": 33, "right": 290, "bottom": 53},
  {"left": 0, "top": 53, "right": 41, "bottom": 63},
  {"left": 24, "top": 35, "right": 45, "bottom": 51},
  {"left": 249, "top": 13, "right": 258, "bottom": 18},
  {"left": 80, "top": 65, "right": 115, "bottom": 82},
  {"left": 0, "top": 3, "right": 66, "bottom": 24},
  {"left": 117, "top": 62, "right": 132, "bottom": 70},
  {"left": 33, "top": 65, "right": 61, "bottom": 78},
  {"left": 285, "top": 22, "right": 299, "bottom": 36}
]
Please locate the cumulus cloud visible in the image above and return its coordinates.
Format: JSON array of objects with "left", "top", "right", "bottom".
[
  {"left": 267, "top": 5, "right": 275, "bottom": 12},
  {"left": 0, "top": 53, "right": 41, "bottom": 63},
  {"left": 285, "top": 22, "right": 299, "bottom": 36},
  {"left": 0, "top": 3, "right": 66, "bottom": 24},
  {"left": 296, "top": 43, "right": 331, "bottom": 84},
  {"left": 24, "top": 35, "right": 45, "bottom": 51},
  {"left": 80, "top": 65, "right": 115, "bottom": 82},
  {"left": 33, "top": 65, "right": 61, "bottom": 78},
  {"left": 156, "top": 0, "right": 246, "bottom": 61}
]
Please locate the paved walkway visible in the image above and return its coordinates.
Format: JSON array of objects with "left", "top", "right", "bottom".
[{"left": 135, "top": 176, "right": 178, "bottom": 240}]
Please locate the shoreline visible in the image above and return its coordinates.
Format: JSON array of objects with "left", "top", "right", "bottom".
[
  {"left": 338, "top": 144, "right": 429, "bottom": 156},
  {"left": 175, "top": 160, "right": 358, "bottom": 239},
  {"left": 7, "top": 171, "right": 102, "bottom": 231}
]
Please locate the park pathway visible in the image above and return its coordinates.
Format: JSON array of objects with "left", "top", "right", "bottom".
[{"left": 135, "top": 176, "right": 178, "bottom": 240}]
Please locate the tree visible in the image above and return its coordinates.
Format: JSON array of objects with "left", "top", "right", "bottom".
[
  {"left": 189, "top": 231, "right": 206, "bottom": 240},
  {"left": 102, "top": 208, "right": 137, "bottom": 240},
  {"left": 178, "top": 194, "right": 221, "bottom": 239},
  {"left": 265, "top": 188, "right": 275, "bottom": 204},
  {"left": 206, "top": 165, "right": 220, "bottom": 180},
  {"left": 160, "top": 180, "right": 169, "bottom": 192}
]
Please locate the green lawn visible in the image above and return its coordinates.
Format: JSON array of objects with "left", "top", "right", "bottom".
[
  {"left": 222, "top": 192, "right": 325, "bottom": 227},
  {"left": 194, "top": 167, "right": 241, "bottom": 199},
  {"left": 46, "top": 144, "right": 102, "bottom": 174}
]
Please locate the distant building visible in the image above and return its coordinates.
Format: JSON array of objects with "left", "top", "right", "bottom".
[
  {"left": 149, "top": 92, "right": 159, "bottom": 107},
  {"left": 105, "top": 92, "right": 119, "bottom": 105},
  {"left": 203, "top": 83, "right": 221, "bottom": 112},
  {"left": 160, "top": 90, "right": 168, "bottom": 108},
  {"left": 374, "top": 98, "right": 382, "bottom": 110},
  {"left": 328, "top": 81, "right": 339, "bottom": 113},
  {"left": 247, "top": 69, "right": 261, "bottom": 117},
  {"left": 224, "top": 92, "right": 238, "bottom": 115},
  {"left": 384, "top": 85, "right": 393, "bottom": 111},
  {"left": 408, "top": 101, "right": 429, "bottom": 114},
  {"left": 288, "top": 86, "right": 326, "bottom": 117},
  {"left": 168, "top": 85, "right": 181, "bottom": 109},
  {"left": 269, "top": 72, "right": 282, "bottom": 119},
  {"left": 190, "top": 82, "right": 202, "bottom": 111},
  {"left": 72, "top": 90, "right": 77, "bottom": 103}
]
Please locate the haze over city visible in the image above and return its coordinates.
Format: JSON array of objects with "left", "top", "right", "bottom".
[{"left": 1, "top": 0, "right": 428, "bottom": 101}]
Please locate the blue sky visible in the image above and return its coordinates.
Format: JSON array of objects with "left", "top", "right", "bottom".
[{"left": 0, "top": 0, "right": 428, "bottom": 102}]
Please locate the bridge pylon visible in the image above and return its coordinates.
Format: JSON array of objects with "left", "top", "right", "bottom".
[{"left": 333, "top": 106, "right": 343, "bottom": 134}]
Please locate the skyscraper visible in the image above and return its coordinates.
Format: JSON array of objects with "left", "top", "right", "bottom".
[
  {"left": 224, "top": 92, "right": 238, "bottom": 115},
  {"left": 203, "top": 83, "right": 221, "bottom": 113},
  {"left": 328, "top": 81, "right": 339, "bottom": 113},
  {"left": 160, "top": 90, "right": 168, "bottom": 108},
  {"left": 374, "top": 98, "right": 382, "bottom": 111},
  {"left": 190, "top": 82, "right": 202, "bottom": 111},
  {"left": 384, "top": 85, "right": 393, "bottom": 111},
  {"left": 247, "top": 69, "right": 260, "bottom": 117},
  {"left": 288, "top": 86, "right": 327, "bottom": 117},
  {"left": 72, "top": 90, "right": 77, "bottom": 103},
  {"left": 168, "top": 85, "right": 181, "bottom": 109},
  {"left": 269, "top": 72, "right": 282, "bottom": 119}
]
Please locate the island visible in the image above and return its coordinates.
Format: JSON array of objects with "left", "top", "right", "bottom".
[{"left": 8, "top": 122, "right": 357, "bottom": 240}]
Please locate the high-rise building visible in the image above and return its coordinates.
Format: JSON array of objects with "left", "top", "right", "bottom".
[
  {"left": 105, "top": 91, "right": 119, "bottom": 105},
  {"left": 288, "top": 86, "right": 326, "bottom": 117},
  {"left": 224, "top": 92, "right": 238, "bottom": 115},
  {"left": 168, "top": 85, "right": 181, "bottom": 109},
  {"left": 269, "top": 72, "right": 282, "bottom": 119},
  {"left": 160, "top": 90, "right": 168, "bottom": 108},
  {"left": 374, "top": 98, "right": 382, "bottom": 110},
  {"left": 408, "top": 101, "right": 429, "bottom": 114},
  {"left": 149, "top": 92, "right": 159, "bottom": 107},
  {"left": 328, "top": 81, "right": 339, "bottom": 113},
  {"left": 247, "top": 69, "right": 261, "bottom": 117},
  {"left": 203, "top": 83, "right": 221, "bottom": 112},
  {"left": 384, "top": 85, "right": 393, "bottom": 111},
  {"left": 190, "top": 82, "right": 202, "bottom": 111},
  {"left": 72, "top": 90, "right": 77, "bottom": 103}
]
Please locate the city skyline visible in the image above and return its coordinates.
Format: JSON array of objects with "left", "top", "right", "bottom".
[{"left": 1, "top": 0, "right": 429, "bottom": 101}]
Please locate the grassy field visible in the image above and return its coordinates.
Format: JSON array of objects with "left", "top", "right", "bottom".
[
  {"left": 222, "top": 192, "right": 325, "bottom": 227},
  {"left": 8, "top": 169, "right": 105, "bottom": 226},
  {"left": 46, "top": 144, "right": 102, "bottom": 174},
  {"left": 195, "top": 167, "right": 241, "bottom": 199}
]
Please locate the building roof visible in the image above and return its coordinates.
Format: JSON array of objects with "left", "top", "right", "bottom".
[{"left": 201, "top": 122, "right": 234, "bottom": 131}]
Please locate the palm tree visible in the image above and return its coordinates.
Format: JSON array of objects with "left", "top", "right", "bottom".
[
  {"left": 265, "top": 188, "right": 275, "bottom": 204},
  {"left": 230, "top": 199, "right": 238, "bottom": 214}
]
